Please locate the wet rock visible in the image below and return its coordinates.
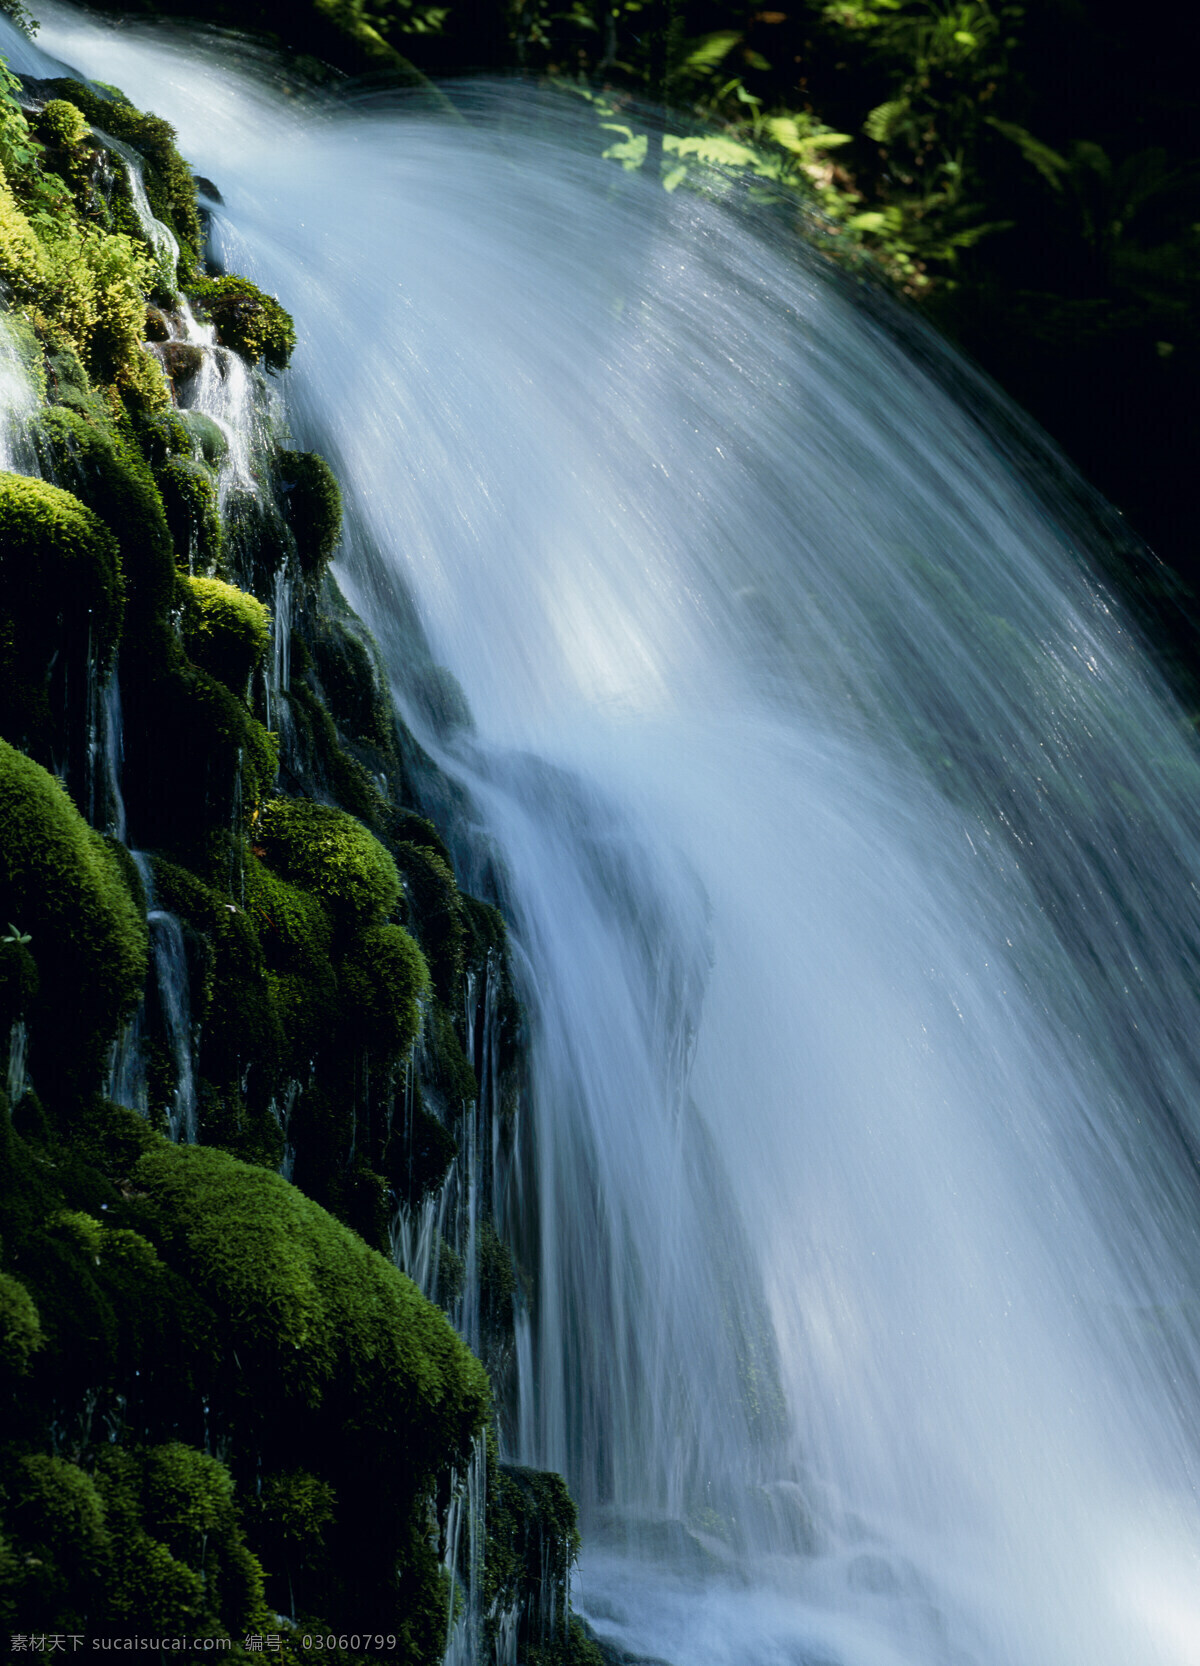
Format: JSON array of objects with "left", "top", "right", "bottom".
[
  {"left": 161, "top": 342, "right": 204, "bottom": 384},
  {"left": 144, "top": 305, "right": 170, "bottom": 343}
]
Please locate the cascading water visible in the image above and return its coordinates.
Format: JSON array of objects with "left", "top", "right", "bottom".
[{"left": 13, "top": 6, "right": 1200, "bottom": 1661}]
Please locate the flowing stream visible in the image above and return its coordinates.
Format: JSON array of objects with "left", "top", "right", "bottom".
[{"left": 9, "top": 8, "right": 1200, "bottom": 1661}]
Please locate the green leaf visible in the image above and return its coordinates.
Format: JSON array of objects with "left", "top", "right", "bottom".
[
  {"left": 680, "top": 30, "right": 742, "bottom": 73},
  {"left": 863, "top": 99, "right": 909, "bottom": 143},
  {"left": 662, "top": 164, "right": 688, "bottom": 193},
  {"left": 986, "top": 118, "right": 1069, "bottom": 191}
]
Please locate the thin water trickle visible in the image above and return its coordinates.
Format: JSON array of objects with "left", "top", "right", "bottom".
[{"left": 16, "top": 7, "right": 1200, "bottom": 1662}]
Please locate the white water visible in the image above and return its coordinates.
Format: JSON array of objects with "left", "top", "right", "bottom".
[{"left": 14, "top": 8, "right": 1200, "bottom": 1662}]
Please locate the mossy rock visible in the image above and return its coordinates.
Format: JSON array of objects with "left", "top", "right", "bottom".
[
  {"left": 0, "top": 471, "right": 124, "bottom": 753},
  {"left": 177, "top": 408, "right": 228, "bottom": 467},
  {"left": 150, "top": 857, "right": 282, "bottom": 1092},
  {"left": 0, "top": 937, "right": 39, "bottom": 1033},
  {"left": 39, "top": 78, "right": 202, "bottom": 266},
  {"left": 0, "top": 1269, "right": 43, "bottom": 1375},
  {"left": 128, "top": 1142, "right": 490, "bottom": 1461},
  {"left": 312, "top": 617, "right": 388, "bottom": 745},
  {"left": 485, "top": 1464, "right": 590, "bottom": 1664},
  {"left": 338, "top": 920, "right": 429, "bottom": 1065},
  {"left": 255, "top": 796, "right": 400, "bottom": 927},
  {"left": 276, "top": 450, "right": 341, "bottom": 576},
  {"left": 38, "top": 100, "right": 91, "bottom": 152},
  {"left": 243, "top": 854, "right": 335, "bottom": 1064},
  {"left": 423, "top": 998, "right": 476, "bottom": 1109},
  {"left": 187, "top": 273, "right": 295, "bottom": 371},
  {"left": 3, "top": 1453, "right": 109, "bottom": 1625},
  {"left": 395, "top": 841, "right": 465, "bottom": 1002},
  {"left": 90, "top": 1442, "right": 271, "bottom": 1633},
  {"left": 0, "top": 739, "right": 148, "bottom": 1095},
  {"left": 136, "top": 406, "right": 191, "bottom": 469},
  {"left": 181, "top": 574, "right": 269, "bottom": 693},
  {"left": 29, "top": 405, "right": 176, "bottom": 636},
  {"left": 159, "top": 456, "right": 221, "bottom": 573}
]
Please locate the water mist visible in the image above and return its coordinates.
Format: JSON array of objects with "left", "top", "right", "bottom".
[{"left": 13, "top": 6, "right": 1200, "bottom": 1660}]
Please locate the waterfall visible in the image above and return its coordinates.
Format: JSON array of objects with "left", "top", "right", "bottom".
[{"left": 20, "top": 6, "right": 1200, "bottom": 1663}]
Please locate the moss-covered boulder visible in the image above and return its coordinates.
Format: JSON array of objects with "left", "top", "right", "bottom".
[
  {"left": 187, "top": 273, "right": 295, "bottom": 371},
  {"left": 0, "top": 1270, "right": 43, "bottom": 1377},
  {"left": 0, "top": 739, "right": 147, "bottom": 1095},
  {"left": 182, "top": 574, "right": 270, "bottom": 693},
  {"left": 29, "top": 405, "right": 177, "bottom": 635},
  {"left": 338, "top": 921, "right": 429, "bottom": 1064},
  {"left": 159, "top": 455, "right": 222, "bottom": 572},
  {"left": 255, "top": 796, "right": 401, "bottom": 926},
  {"left": 37, "top": 78, "right": 202, "bottom": 268},
  {"left": 276, "top": 450, "right": 342, "bottom": 577},
  {"left": 0, "top": 471, "right": 124, "bottom": 756}
]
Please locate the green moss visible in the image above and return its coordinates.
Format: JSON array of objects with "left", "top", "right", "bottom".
[
  {"left": 177, "top": 409, "right": 228, "bottom": 467},
  {"left": 254, "top": 1468, "right": 336, "bottom": 1547},
  {"left": 0, "top": 470, "right": 124, "bottom": 753},
  {"left": 0, "top": 1269, "right": 43, "bottom": 1374},
  {"left": 244, "top": 854, "right": 335, "bottom": 1064},
  {"left": 5, "top": 1453, "right": 109, "bottom": 1623},
  {"left": 90, "top": 1442, "right": 271, "bottom": 1633},
  {"left": 136, "top": 406, "right": 191, "bottom": 468},
  {"left": 285, "top": 677, "right": 392, "bottom": 828},
  {"left": 435, "top": 1235, "right": 464, "bottom": 1311},
  {"left": 159, "top": 456, "right": 222, "bottom": 573},
  {"left": 150, "top": 857, "right": 282, "bottom": 1093},
  {"left": 396, "top": 841, "right": 465, "bottom": 1002},
  {"left": 182, "top": 575, "right": 270, "bottom": 693},
  {"left": 485, "top": 1464, "right": 590, "bottom": 1665},
  {"left": 39, "top": 101, "right": 90, "bottom": 151},
  {"left": 0, "top": 938, "right": 38, "bottom": 1033},
  {"left": 338, "top": 922, "right": 428, "bottom": 1064},
  {"left": 276, "top": 450, "right": 341, "bottom": 576},
  {"left": 255, "top": 796, "right": 401, "bottom": 927},
  {"left": 0, "top": 739, "right": 148, "bottom": 1095},
  {"left": 187, "top": 274, "right": 296, "bottom": 372},
  {"left": 129, "top": 1142, "right": 489, "bottom": 1457},
  {"left": 424, "top": 999, "right": 476, "bottom": 1108},
  {"left": 41, "top": 79, "right": 202, "bottom": 266},
  {"left": 390, "top": 1098, "right": 457, "bottom": 1207},
  {"left": 29, "top": 404, "right": 177, "bottom": 634},
  {"left": 311, "top": 617, "right": 388, "bottom": 745}
]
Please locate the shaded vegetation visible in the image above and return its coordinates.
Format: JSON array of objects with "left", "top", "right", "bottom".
[{"left": 0, "top": 40, "right": 579, "bottom": 1657}]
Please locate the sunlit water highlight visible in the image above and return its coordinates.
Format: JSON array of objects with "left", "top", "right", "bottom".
[{"left": 11, "top": 7, "right": 1200, "bottom": 1660}]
